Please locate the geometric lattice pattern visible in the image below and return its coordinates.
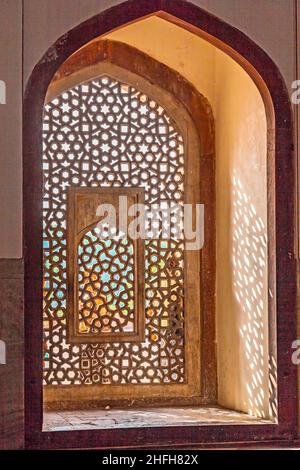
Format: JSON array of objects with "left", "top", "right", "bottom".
[
  {"left": 43, "top": 75, "right": 185, "bottom": 385},
  {"left": 78, "top": 232, "right": 135, "bottom": 335}
]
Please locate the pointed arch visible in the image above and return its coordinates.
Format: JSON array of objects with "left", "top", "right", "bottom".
[{"left": 24, "top": 0, "right": 297, "bottom": 449}]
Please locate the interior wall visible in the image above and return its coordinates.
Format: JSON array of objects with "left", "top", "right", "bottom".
[
  {"left": 105, "top": 16, "right": 216, "bottom": 107},
  {"left": 0, "top": 0, "right": 23, "bottom": 450},
  {"left": 0, "top": 0, "right": 22, "bottom": 258},
  {"left": 214, "top": 50, "right": 269, "bottom": 417},
  {"left": 104, "top": 16, "right": 269, "bottom": 418}
]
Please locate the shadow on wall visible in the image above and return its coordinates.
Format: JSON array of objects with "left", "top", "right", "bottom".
[{"left": 232, "top": 171, "right": 277, "bottom": 419}]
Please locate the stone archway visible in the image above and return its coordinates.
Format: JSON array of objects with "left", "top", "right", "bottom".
[{"left": 24, "top": 0, "right": 297, "bottom": 449}]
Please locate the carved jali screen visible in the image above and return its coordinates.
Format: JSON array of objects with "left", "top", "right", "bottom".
[
  {"left": 67, "top": 187, "right": 145, "bottom": 344},
  {"left": 78, "top": 232, "right": 136, "bottom": 335},
  {"left": 42, "top": 75, "right": 186, "bottom": 387}
]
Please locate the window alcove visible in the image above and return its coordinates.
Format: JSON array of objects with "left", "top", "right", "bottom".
[
  {"left": 23, "top": 0, "right": 297, "bottom": 449},
  {"left": 42, "top": 40, "right": 214, "bottom": 415}
]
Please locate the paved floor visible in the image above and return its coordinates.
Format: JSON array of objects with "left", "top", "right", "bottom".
[{"left": 43, "top": 405, "right": 271, "bottom": 432}]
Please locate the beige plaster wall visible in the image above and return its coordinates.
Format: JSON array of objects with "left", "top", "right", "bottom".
[
  {"left": 104, "top": 16, "right": 269, "bottom": 417},
  {"left": 214, "top": 50, "right": 269, "bottom": 417},
  {"left": 105, "top": 16, "right": 216, "bottom": 107}
]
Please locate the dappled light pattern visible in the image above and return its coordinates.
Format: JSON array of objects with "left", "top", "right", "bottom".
[
  {"left": 268, "top": 353, "right": 278, "bottom": 419},
  {"left": 232, "top": 172, "right": 276, "bottom": 418}
]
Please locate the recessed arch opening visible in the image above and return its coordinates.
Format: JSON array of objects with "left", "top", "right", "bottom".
[{"left": 24, "top": 0, "right": 297, "bottom": 449}]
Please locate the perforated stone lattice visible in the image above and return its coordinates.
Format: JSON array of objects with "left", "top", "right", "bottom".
[
  {"left": 78, "top": 232, "right": 135, "bottom": 335},
  {"left": 43, "top": 75, "right": 185, "bottom": 385}
]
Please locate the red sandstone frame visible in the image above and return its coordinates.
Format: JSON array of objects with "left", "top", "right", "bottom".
[{"left": 24, "top": 0, "right": 298, "bottom": 449}]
